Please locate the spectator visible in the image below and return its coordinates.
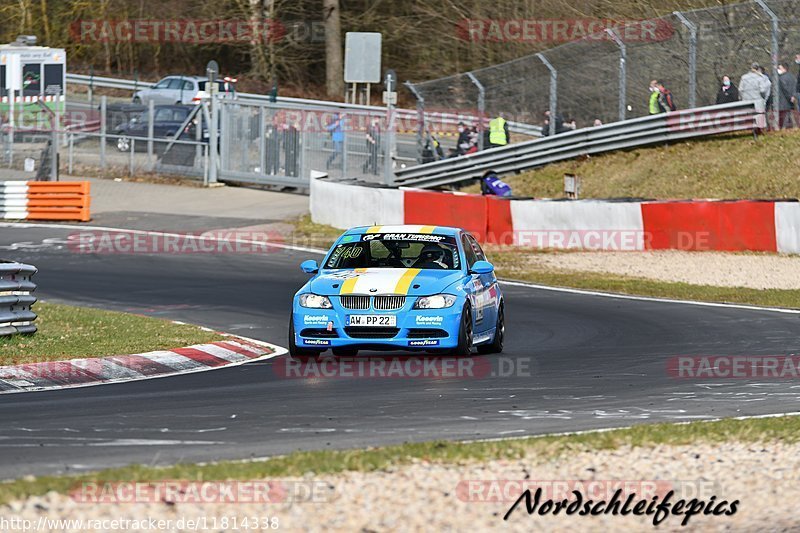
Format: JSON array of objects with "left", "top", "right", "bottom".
[
  {"left": 715, "top": 75, "right": 740, "bottom": 104},
  {"left": 542, "top": 110, "right": 567, "bottom": 135},
  {"left": 325, "top": 112, "right": 345, "bottom": 169},
  {"left": 648, "top": 79, "right": 665, "bottom": 114},
  {"left": 454, "top": 122, "right": 471, "bottom": 156},
  {"left": 565, "top": 118, "right": 577, "bottom": 130},
  {"left": 759, "top": 65, "right": 774, "bottom": 112},
  {"left": 657, "top": 81, "right": 677, "bottom": 111},
  {"left": 739, "top": 62, "right": 771, "bottom": 130},
  {"left": 593, "top": 118, "right": 603, "bottom": 127},
  {"left": 488, "top": 114, "right": 510, "bottom": 148},
  {"left": 777, "top": 62, "right": 796, "bottom": 129},
  {"left": 465, "top": 126, "right": 480, "bottom": 154}
]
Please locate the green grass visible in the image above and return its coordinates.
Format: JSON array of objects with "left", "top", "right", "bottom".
[
  {"left": 460, "top": 130, "right": 800, "bottom": 200},
  {"left": 2, "top": 415, "right": 799, "bottom": 504},
  {"left": 0, "top": 301, "right": 223, "bottom": 365},
  {"left": 288, "top": 214, "right": 345, "bottom": 249},
  {"left": 491, "top": 249, "right": 800, "bottom": 309}
]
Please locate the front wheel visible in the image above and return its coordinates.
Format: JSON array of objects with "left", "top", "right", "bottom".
[
  {"left": 288, "top": 317, "right": 322, "bottom": 358},
  {"left": 477, "top": 305, "right": 504, "bottom": 354},
  {"left": 450, "top": 305, "right": 473, "bottom": 357}
]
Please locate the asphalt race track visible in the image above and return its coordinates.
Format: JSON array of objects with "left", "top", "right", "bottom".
[{"left": 1, "top": 225, "right": 799, "bottom": 480}]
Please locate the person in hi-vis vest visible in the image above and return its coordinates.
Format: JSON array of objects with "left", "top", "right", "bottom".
[{"left": 488, "top": 115, "right": 510, "bottom": 148}]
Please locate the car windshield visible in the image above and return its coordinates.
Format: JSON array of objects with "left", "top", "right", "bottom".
[
  {"left": 199, "top": 80, "right": 234, "bottom": 93},
  {"left": 325, "top": 234, "right": 460, "bottom": 270}
]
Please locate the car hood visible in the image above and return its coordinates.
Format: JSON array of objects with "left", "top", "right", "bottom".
[{"left": 307, "top": 268, "right": 464, "bottom": 297}]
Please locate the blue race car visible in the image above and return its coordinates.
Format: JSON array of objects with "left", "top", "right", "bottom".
[{"left": 289, "top": 225, "right": 504, "bottom": 357}]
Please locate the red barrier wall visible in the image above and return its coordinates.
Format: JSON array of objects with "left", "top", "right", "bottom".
[
  {"left": 404, "top": 190, "right": 488, "bottom": 240},
  {"left": 641, "top": 201, "right": 777, "bottom": 252}
]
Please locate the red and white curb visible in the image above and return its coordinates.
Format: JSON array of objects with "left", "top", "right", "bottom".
[{"left": 0, "top": 334, "right": 287, "bottom": 395}]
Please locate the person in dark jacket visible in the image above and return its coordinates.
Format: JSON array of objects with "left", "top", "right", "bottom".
[
  {"left": 715, "top": 75, "right": 740, "bottom": 104},
  {"left": 777, "top": 62, "right": 796, "bottom": 129},
  {"left": 657, "top": 81, "right": 677, "bottom": 111}
]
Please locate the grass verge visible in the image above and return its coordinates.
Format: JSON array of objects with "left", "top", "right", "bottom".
[
  {"left": 0, "top": 301, "right": 224, "bottom": 365},
  {"left": 2, "top": 415, "right": 800, "bottom": 505},
  {"left": 460, "top": 130, "right": 800, "bottom": 200}
]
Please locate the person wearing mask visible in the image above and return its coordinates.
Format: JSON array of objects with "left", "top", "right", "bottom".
[
  {"left": 488, "top": 114, "right": 510, "bottom": 148},
  {"left": 454, "top": 122, "right": 470, "bottom": 156},
  {"left": 739, "top": 62, "right": 771, "bottom": 131},
  {"left": 542, "top": 110, "right": 567, "bottom": 135},
  {"left": 716, "top": 75, "right": 740, "bottom": 104},
  {"left": 777, "top": 62, "right": 796, "bottom": 129}
]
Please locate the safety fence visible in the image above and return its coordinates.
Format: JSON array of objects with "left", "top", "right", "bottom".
[
  {"left": 408, "top": 0, "right": 800, "bottom": 133},
  {"left": 0, "top": 261, "right": 37, "bottom": 337},
  {"left": 310, "top": 178, "right": 800, "bottom": 254},
  {"left": 393, "top": 100, "right": 758, "bottom": 188},
  {"left": 0, "top": 181, "right": 91, "bottom": 221}
]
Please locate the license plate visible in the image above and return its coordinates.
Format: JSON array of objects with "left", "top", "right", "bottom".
[{"left": 346, "top": 315, "right": 396, "bottom": 327}]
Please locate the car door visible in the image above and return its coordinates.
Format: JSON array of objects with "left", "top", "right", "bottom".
[
  {"left": 147, "top": 78, "right": 173, "bottom": 105},
  {"left": 178, "top": 79, "right": 195, "bottom": 104},
  {"left": 464, "top": 233, "right": 498, "bottom": 334}
]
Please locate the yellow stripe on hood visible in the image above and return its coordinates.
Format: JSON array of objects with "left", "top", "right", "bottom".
[
  {"left": 394, "top": 268, "right": 421, "bottom": 294},
  {"left": 339, "top": 268, "right": 366, "bottom": 294}
]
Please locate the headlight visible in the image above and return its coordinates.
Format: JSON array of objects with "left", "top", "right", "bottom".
[
  {"left": 414, "top": 294, "right": 457, "bottom": 309},
  {"left": 299, "top": 293, "right": 332, "bottom": 308}
]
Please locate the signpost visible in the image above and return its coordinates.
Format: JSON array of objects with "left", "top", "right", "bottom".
[
  {"left": 344, "top": 32, "right": 381, "bottom": 104},
  {"left": 206, "top": 60, "right": 219, "bottom": 184}
]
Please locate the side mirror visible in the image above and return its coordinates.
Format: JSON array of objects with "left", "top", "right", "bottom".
[
  {"left": 300, "top": 259, "right": 319, "bottom": 274},
  {"left": 470, "top": 260, "right": 494, "bottom": 274}
]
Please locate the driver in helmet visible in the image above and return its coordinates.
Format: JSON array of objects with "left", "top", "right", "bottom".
[{"left": 417, "top": 243, "right": 448, "bottom": 269}]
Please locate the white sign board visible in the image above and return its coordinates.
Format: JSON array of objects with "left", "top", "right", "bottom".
[{"left": 344, "top": 32, "right": 381, "bottom": 83}]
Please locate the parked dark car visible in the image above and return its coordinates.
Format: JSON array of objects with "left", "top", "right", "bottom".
[{"left": 111, "top": 105, "right": 202, "bottom": 152}]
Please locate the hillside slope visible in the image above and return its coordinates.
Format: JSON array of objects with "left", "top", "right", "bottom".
[{"left": 468, "top": 130, "right": 800, "bottom": 200}]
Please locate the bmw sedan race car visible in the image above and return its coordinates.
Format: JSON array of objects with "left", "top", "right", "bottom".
[{"left": 289, "top": 225, "right": 504, "bottom": 357}]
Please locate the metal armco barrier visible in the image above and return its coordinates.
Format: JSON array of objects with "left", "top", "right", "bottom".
[
  {"left": 393, "top": 101, "right": 758, "bottom": 189},
  {"left": 0, "top": 261, "right": 37, "bottom": 336},
  {"left": 0, "top": 181, "right": 91, "bottom": 221}
]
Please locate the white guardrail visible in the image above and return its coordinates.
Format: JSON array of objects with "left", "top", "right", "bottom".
[
  {"left": 392, "top": 101, "right": 758, "bottom": 188},
  {"left": 0, "top": 261, "right": 37, "bottom": 336},
  {"left": 65, "top": 73, "right": 542, "bottom": 137}
]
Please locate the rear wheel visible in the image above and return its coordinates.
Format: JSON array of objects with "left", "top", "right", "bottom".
[
  {"left": 450, "top": 305, "right": 473, "bottom": 357},
  {"left": 116, "top": 136, "right": 131, "bottom": 152},
  {"left": 288, "top": 317, "right": 322, "bottom": 358},
  {"left": 477, "top": 305, "right": 504, "bottom": 354}
]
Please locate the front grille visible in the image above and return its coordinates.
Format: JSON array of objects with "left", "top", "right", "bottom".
[
  {"left": 407, "top": 328, "right": 449, "bottom": 339},
  {"left": 344, "top": 327, "right": 399, "bottom": 339},
  {"left": 374, "top": 295, "right": 406, "bottom": 310},
  {"left": 340, "top": 295, "right": 370, "bottom": 310},
  {"left": 300, "top": 328, "right": 339, "bottom": 338}
]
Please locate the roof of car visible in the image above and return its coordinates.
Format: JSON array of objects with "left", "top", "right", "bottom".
[{"left": 342, "top": 225, "right": 461, "bottom": 236}]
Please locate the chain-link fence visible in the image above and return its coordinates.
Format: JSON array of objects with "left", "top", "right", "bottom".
[{"left": 408, "top": 0, "right": 800, "bottom": 133}]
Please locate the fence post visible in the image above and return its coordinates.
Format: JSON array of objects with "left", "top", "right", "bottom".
[
  {"left": 208, "top": 97, "right": 218, "bottom": 184},
  {"left": 755, "top": 0, "right": 780, "bottom": 130},
  {"left": 404, "top": 81, "right": 425, "bottom": 164},
  {"left": 383, "top": 109, "right": 396, "bottom": 185},
  {"left": 147, "top": 99, "right": 155, "bottom": 171},
  {"left": 605, "top": 28, "right": 627, "bottom": 122},
  {"left": 674, "top": 12, "right": 697, "bottom": 109},
  {"left": 536, "top": 53, "right": 558, "bottom": 136},
  {"left": 99, "top": 96, "right": 107, "bottom": 169},
  {"left": 466, "top": 72, "right": 485, "bottom": 150}
]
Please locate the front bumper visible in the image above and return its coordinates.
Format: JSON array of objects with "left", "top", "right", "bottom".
[{"left": 292, "top": 297, "right": 462, "bottom": 351}]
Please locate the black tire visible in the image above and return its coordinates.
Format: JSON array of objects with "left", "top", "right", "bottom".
[
  {"left": 116, "top": 136, "right": 130, "bottom": 152},
  {"left": 477, "top": 304, "right": 504, "bottom": 354},
  {"left": 288, "top": 317, "right": 322, "bottom": 358},
  {"left": 450, "top": 305, "right": 473, "bottom": 357},
  {"left": 332, "top": 347, "right": 358, "bottom": 357}
]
